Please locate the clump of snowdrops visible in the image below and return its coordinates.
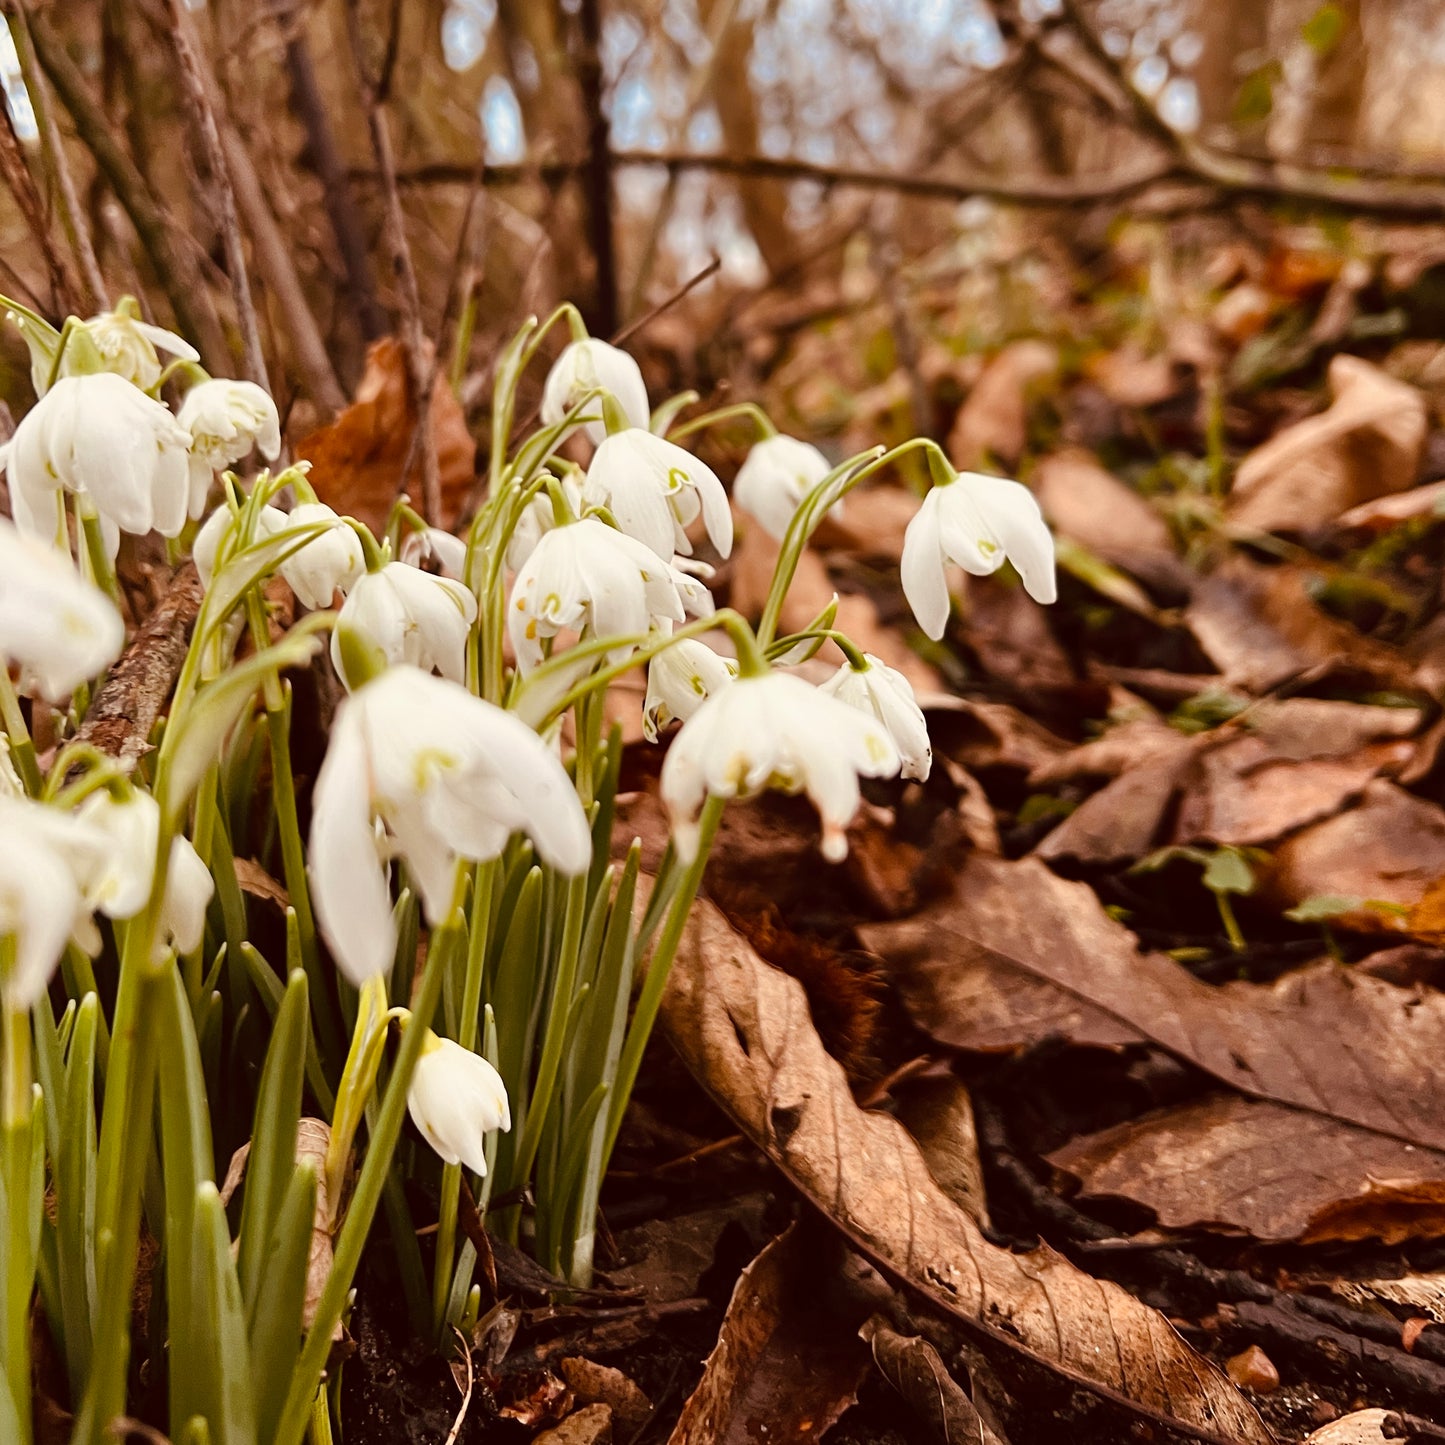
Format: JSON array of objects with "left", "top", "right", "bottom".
[{"left": 0, "top": 296, "right": 1055, "bottom": 1445}]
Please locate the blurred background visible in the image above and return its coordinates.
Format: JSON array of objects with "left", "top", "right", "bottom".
[{"left": 2, "top": 0, "right": 1445, "bottom": 499}]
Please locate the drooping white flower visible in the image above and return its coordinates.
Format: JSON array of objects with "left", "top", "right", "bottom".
[
  {"left": 733, "top": 434, "right": 841, "bottom": 541},
  {"left": 74, "top": 789, "right": 214, "bottom": 958},
  {"left": 191, "top": 502, "right": 286, "bottom": 590},
  {"left": 309, "top": 667, "right": 592, "bottom": 982},
  {"left": 3, "top": 372, "right": 192, "bottom": 542},
  {"left": 280, "top": 503, "right": 364, "bottom": 607},
  {"left": 643, "top": 637, "right": 736, "bottom": 742},
  {"left": 540, "top": 338, "right": 650, "bottom": 444},
  {"left": 661, "top": 669, "right": 900, "bottom": 863},
  {"left": 400, "top": 526, "right": 467, "bottom": 582},
  {"left": 901, "top": 471, "right": 1056, "bottom": 639},
  {"left": 178, "top": 379, "right": 283, "bottom": 516},
  {"left": 582, "top": 429, "right": 733, "bottom": 561},
  {"left": 61, "top": 307, "right": 199, "bottom": 391},
  {"left": 507, "top": 517, "right": 685, "bottom": 674},
  {"left": 503, "top": 474, "right": 584, "bottom": 573},
  {"left": 669, "top": 555, "right": 717, "bottom": 619},
  {"left": 0, "top": 515, "right": 125, "bottom": 701},
  {"left": 0, "top": 797, "right": 112, "bottom": 1009},
  {"left": 331, "top": 562, "right": 477, "bottom": 689},
  {"left": 819, "top": 654, "right": 931, "bottom": 782},
  {"left": 407, "top": 1031, "right": 511, "bottom": 1175}
]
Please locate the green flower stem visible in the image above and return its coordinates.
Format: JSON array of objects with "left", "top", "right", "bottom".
[
  {"left": 757, "top": 436, "right": 948, "bottom": 649},
  {"left": 430, "top": 858, "right": 498, "bottom": 1335},
  {"left": 603, "top": 794, "right": 724, "bottom": 1162},
  {"left": 1, "top": 961, "right": 35, "bottom": 1445},
  {"left": 665, "top": 401, "right": 776, "bottom": 443},
  {"left": 72, "top": 829, "right": 173, "bottom": 1444},
  {"left": 766, "top": 627, "right": 869, "bottom": 671},
  {"left": 272, "top": 883, "right": 467, "bottom": 1445},
  {"left": 75, "top": 500, "right": 121, "bottom": 609},
  {"left": 0, "top": 667, "right": 42, "bottom": 797}
]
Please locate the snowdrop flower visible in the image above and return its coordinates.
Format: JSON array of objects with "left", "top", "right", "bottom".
[
  {"left": 62, "top": 306, "right": 199, "bottom": 391},
  {"left": 309, "top": 667, "right": 591, "bottom": 982},
  {"left": 0, "top": 515, "right": 124, "bottom": 701},
  {"left": 74, "top": 789, "right": 214, "bottom": 958},
  {"left": 541, "top": 337, "right": 650, "bottom": 444},
  {"left": 331, "top": 562, "right": 477, "bottom": 689},
  {"left": 819, "top": 655, "right": 931, "bottom": 782},
  {"left": 508, "top": 517, "right": 685, "bottom": 674},
  {"left": 191, "top": 502, "right": 285, "bottom": 589},
  {"left": 0, "top": 797, "right": 111, "bottom": 1009},
  {"left": 669, "top": 556, "right": 717, "bottom": 619},
  {"left": 407, "top": 1031, "right": 511, "bottom": 1174},
  {"left": 281, "top": 502, "right": 365, "bottom": 607},
  {"left": 733, "top": 434, "right": 840, "bottom": 541},
  {"left": 3, "top": 372, "right": 192, "bottom": 542},
  {"left": 901, "top": 471, "right": 1056, "bottom": 640},
  {"left": 400, "top": 526, "right": 467, "bottom": 581},
  {"left": 661, "top": 670, "right": 900, "bottom": 863},
  {"left": 643, "top": 638, "right": 736, "bottom": 742},
  {"left": 582, "top": 429, "right": 733, "bottom": 561},
  {"left": 178, "top": 379, "right": 282, "bottom": 516}
]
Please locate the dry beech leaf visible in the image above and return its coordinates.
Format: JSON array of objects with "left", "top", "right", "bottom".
[
  {"left": 1304, "top": 1409, "right": 1393, "bottom": 1445},
  {"left": 1228, "top": 355, "right": 1426, "bottom": 533},
  {"left": 1050, "top": 1095, "right": 1445, "bottom": 1246},
  {"left": 861, "top": 855, "right": 1445, "bottom": 1154},
  {"left": 1332, "top": 1273, "right": 1445, "bottom": 1325},
  {"left": 862, "top": 1316, "right": 1011, "bottom": 1445},
  {"left": 1186, "top": 555, "right": 1410, "bottom": 695},
  {"left": 1264, "top": 780, "right": 1445, "bottom": 927},
  {"left": 667, "top": 1223, "right": 871, "bottom": 1445},
  {"left": 1338, "top": 480, "right": 1445, "bottom": 532},
  {"left": 960, "top": 573, "right": 1076, "bottom": 695},
  {"left": 894, "top": 1076, "right": 991, "bottom": 1230},
  {"left": 948, "top": 340, "right": 1058, "bottom": 469},
  {"left": 660, "top": 898, "right": 1273, "bottom": 1444},
  {"left": 1034, "top": 450, "right": 1178, "bottom": 579},
  {"left": 294, "top": 337, "right": 475, "bottom": 534}
]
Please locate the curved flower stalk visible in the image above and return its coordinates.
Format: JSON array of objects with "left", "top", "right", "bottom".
[
  {"left": 407, "top": 1032, "right": 511, "bottom": 1175},
  {"left": 901, "top": 468, "right": 1057, "bottom": 638},
  {"left": 0, "top": 516, "right": 124, "bottom": 701},
  {"left": 661, "top": 668, "right": 901, "bottom": 863},
  {"left": 178, "top": 379, "right": 282, "bottom": 516},
  {"left": 507, "top": 516, "right": 686, "bottom": 674},
  {"left": 581, "top": 428, "right": 733, "bottom": 562},
  {"left": 309, "top": 666, "right": 591, "bottom": 983},
  {"left": 733, "top": 433, "right": 839, "bottom": 541},
  {"left": 540, "top": 337, "right": 650, "bottom": 443},
  {"left": 331, "top": 561, "right": 476, "bottom": 688},
  {"left": 2, "top": 372, "right": 192, "bottom": 547},
  {"left": 819, "top": 654, "right": 932, "bottom": 781}
]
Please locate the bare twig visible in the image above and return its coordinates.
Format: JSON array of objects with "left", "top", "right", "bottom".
[
  {"left": 18, "top": 3, "right": 227, "bottom": 362},
  {"left": 575, "top": 0, "right": 617, "bottom": 334},
  {"left": 8, "top": 0, "right": 105, "bottom": 310},
  {"left": 344, "top": 0, "right": 441, "bottom": 524},
  {"left": 167, "top": 0, "right": 268, "bottom": 391},
  {"left": 611, "top": 254, "right": 721, "bottom": 346},
  {"left": 0, "top": 90, "right": 80, "bottom": 312},
  {"left": 271, "top": 0, "right": 385, "bottom": 344},
  {"left": 443, "top": 1326, "right": 475, "bottom": 1445}
]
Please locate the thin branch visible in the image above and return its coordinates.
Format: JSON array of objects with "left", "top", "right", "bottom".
[
  {"left": 575, "top": 0, "right": 617, "bottom": 333},
  {"left": 0, "top": 86, "right": 80, "bottom": 313},
  {"left": 9, "top": 0, "right": 105, "bottom": 310},
  {"left": 344, "top": 0, "right": 441, "bottom": 524},
  {"left": 18, "top": 3, "right": 227, "bottom": 363},
  {"left": 167, "top": 0, "right": 268, "bottom": 390}
]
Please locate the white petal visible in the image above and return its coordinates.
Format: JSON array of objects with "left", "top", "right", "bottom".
[{"left": 900, "top": 493, "right": 951, "bottom": 641}]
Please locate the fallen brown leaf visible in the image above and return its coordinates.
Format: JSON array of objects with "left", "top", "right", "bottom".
[
  {"left": 1050, "top": 1094, "right": 1445, "bottom": 1245},
  {"left": 1228, "top": 356, "right": 1426, "bottom": 533},
  {"left": 862, "top": 1316, "right": 1011, "bottom": 1444},
  {"left": 666, "top": 1223, "right": 872, "bottom": 1445},
  {"left": 1304, "top": 1410, "right": 1393, "bottom": 1445},
  {"left": 294, "top": 337, "right": 475, "bottom": 534},
  {"left": 1034, "top": 450, "right": 1178, "bottom": 580},
  {"left": 861, "top": 855, "right": 1445, "bottom": 1153},
  {"left": 948, "top": 340, "right": 1059, "bottom": 470},
  {"left": 661, "top": 898, "right": 1273, "bottom": 1444},
  {"left": 1186, "top": 555, "right": 1410, "bottom": 694}
]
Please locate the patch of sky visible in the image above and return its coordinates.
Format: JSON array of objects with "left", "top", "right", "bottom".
[
  {"left": 480, "top": 75, "right": 525, "bottom": 164},
  {"left": 441, "top": 0, "right": 495, "bottom": 72}
]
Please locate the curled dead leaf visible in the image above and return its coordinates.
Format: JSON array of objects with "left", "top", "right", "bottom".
[
  {"left": 661, "top": 897, "right": 1273, "bottom": 1444},
  {"left": 862, "top": 1316, "right": 1011, "bottom": 1444}
]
